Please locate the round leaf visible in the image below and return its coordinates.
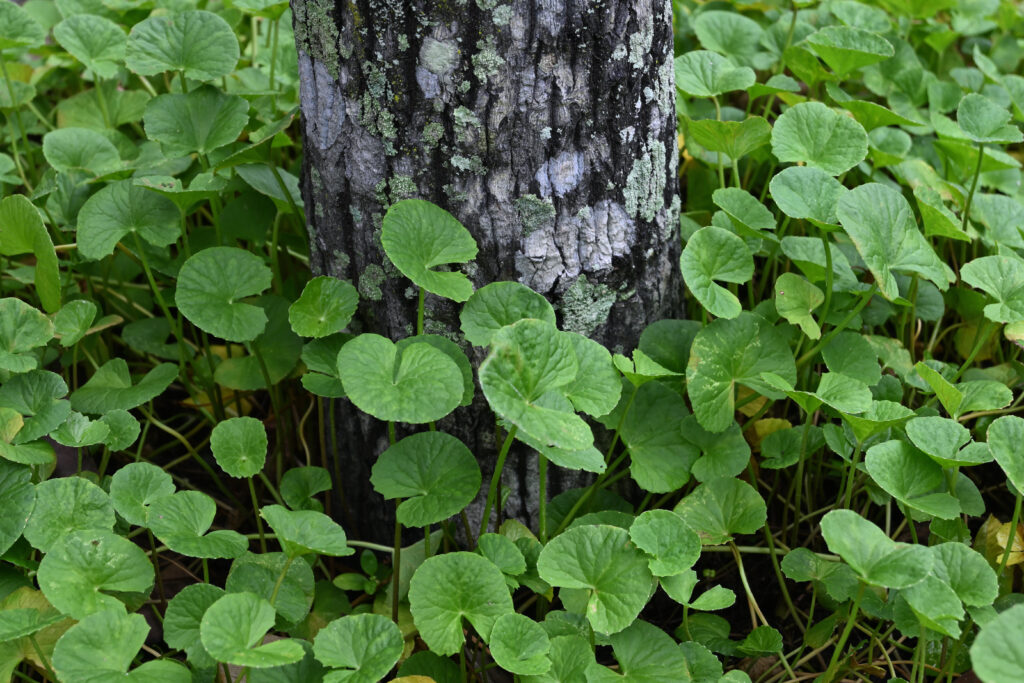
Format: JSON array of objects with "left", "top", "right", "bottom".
[
  {"left": 820, "top": 509, "right": 931, "bottom": 588},
  {"left": 536, "top": 525, "right": 652, "bottom": 634},
  {"left": 930, "top": 542, "right": 998, "bottom": 608},
  {"left": 674, "top": 50, "right": 755, "bottom": 97},
  {"left": 163, "top": 583, "right": 225, "bottom": 668},
  {"left": 687, "top": 116, "right": 771, "bottom": 161},
  {"left": 865, "top": 440, "right": 960, "bottom": 519},
  {"left": 459, "top": 281, "right": 556, "bottom": 347},
  {"left": 175, "top": 246, "right": 272, "bottom": 342},
  {"left": 0, "top": 1, "right": 45, "bottom": 51},
  {"left": 53, "top": 300, "right": 96, "bottom": 347},
  {"left": 408, "top": 552, "right": 513, "bottom": 655},
  {"left": 288, "top": 276, "right": 358, "bottom": 338},
  {"left": 225, "top": 552, "right": 314, "bottom": 625},
  {"left": 312, "top": 614, "right": 403, "bottom": 683},
  {"left": 970, "top": 603, "right": 1024, "bottom": 683},
  {"left": 110, "top": 461, "right": 176, "bottom": 527},
  {"left": 0, "top": 460, "right": 33, "bottom": 556},
  {"left": 70, "top": 358, "right": 178, "bottom": 414},
  {"left": 0, "top": 298, "right": 53, "bottom": 372},
  {"left": 24, "top": 476, "right": 114, "bottom": 553},
  {"left": 806, "top": 26, "right": 894, "bottom": 76},
  {"left": 144, "top": 85, "right": 250, "bottom": 157},
  {"left": 674, "top": 478, "right": 767, "bottom": 545},
  {"left": 490, "top": 613, "right": 550, "bottom": 676},
  {"left": 337, "top": 334, "right": 463, "bottom": 424},
  {"left": 380, "top": 199, "right": 478, "bottom": 302},
  {"left": 53, "top": 14, "right": 126, "bottom": 78},
  {"left": 712, "top": 188, "right": 776, "bottom": 238},
  {"left": 42, "top": 127, "right": 120, "bottom": 177},
  {"left": 957, "top": 93, "right": 1023, "bottom": 144},
  {"left": 771, "top": 102, "right": 868, "bottom": 175},
  {"left": 370, "top": 431, "right": 481, "bottom": 527},
  {"left": 210, "top": 416, "right": 267, "bottom": 478},
  {"left": 681, "top": 226, "right": 753, "bottom": 319},
  {"left": 960, "top": 255, "right": 1024, "bottom": 324},
  {"left": 126, "top": 10, "right": 239, "bottom": 81},
  {"left": 904, "top": 416, "right": 973, "bottom": 467},
  {"left": 986, "top": 415, "right": 1024, "bottom": 495},
  {"left": 629, "top": 510, "right": 701, "bottom": 577},
  {"left": 260, "top": 505, "right": 353, "bottom": 557},
  {"left": 200, "top": 592, "right": 305, "bottom": 668},
  {"left": 147, "top": 490, "right": 248, "bottom": 559},
  {"left": 769, "top": 166, "right": 848, "bottom": 227}
]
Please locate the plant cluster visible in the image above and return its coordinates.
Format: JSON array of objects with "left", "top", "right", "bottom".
[{"left": 0, "top": 0, "right": 1023, "bottom": 681}]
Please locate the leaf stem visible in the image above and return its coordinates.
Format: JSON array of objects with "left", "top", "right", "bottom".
[
  {"left": 538, "top": 453, "right": 548, "bottom": 544},
  {"left": 248, "top": 477, "right": 267, "bottom": 553},
  {"left": 479, "top": 426, "right": 517, "bottom": 540},
  {"left": 821, "top": 581, "right": 865, "bottom": 683},
  {"left": 961, "top": 142, "right": 984, "bottom": 234},
  {"left": 997, "top": 488, "right": 1022, "bottom": 577},
  {"left": 796, "top": 284, "right": 877, "bottom": 368}
]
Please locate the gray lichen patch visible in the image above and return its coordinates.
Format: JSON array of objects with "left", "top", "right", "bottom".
[
  {"left": 628, "top": 11, "right": 654, "bottom": 71},
  {"left": 358, "top": 264, "right": 386, "bottom": 301},
  {"left": 514, "top": 194, "right": 556, "bottom": 236},
  {"left": 492, "top": 5, "right": 512, "bottom": 25},
  {"left": 292, "top": 0, "right": 341, "bottom": 78},
  {"left": 472, "top": 36, "right": 505, "bottom": 81},
  {"left": 453, "top": 106, "right": 482, "bottom": 144},
  {"left": 451, "top": 155, "right": 485, "bottom": 175},
  {"left": 389, "top": 175, "right": 419, "bottom": 202},
  {"left": 623, "top": 140, "right": 667, "bottom": 222},
  {"left": 474, "top": 0, "right": 499, "bottom": 8},
  {"left": 420, "top": 37, "right": 459, "bottom": 75},
  {"left": 535, "top": 150, "right": 585, "bottom": 198},
  {"left": 560, "top": 274, "right": 616, "bottom": 337}
]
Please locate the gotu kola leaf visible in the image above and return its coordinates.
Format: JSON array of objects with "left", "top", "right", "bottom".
[
  {"left": 146, "top": 490, "right": 248, "bottom": 559},
  {"left": 0, "top": 196, "right": 60, "bottom": 313},
  {"left": 771, "top": 102, "right": 868, "bottom": 176},
  {"left": 970, "top": 603, "right": 1024, "bottom": 683},
  {"left": 864, "top": 439, "right": 961, "bottom": 519},
  {"left": 210, "top": 416, "right": 267, "bottom": 478},
  {"left": 490, "top": 613, "right": 550, "bottom": 676},
  {"left": 70, "top": 358, "right": 178, "bottom": 414},
  {"left": 674, "top": 477, "right": 767, "bottom": 545},
  {"left": 52, "top": 14, "right": 126, "bottom": 79},
  {"left": 312, "top": 613, "right": 403, "bottom": 683},
  {"left": 960, "top": 255, "right": 1024, "bottom": 324},
  {"left": 288, "top": 276, "right": 358, "bottom": 338},
  {"left": 175, "top": 246, "right": 272, "bottom": 342},
  {"left": 0, "top": 298, "right": 53, "bottom": 372},
  {"left": 77, "top": 180, "right": 180, "bottom": 261},
  {"left": 144, "top": 85, "right": 249, "bottom": 158},
  {"left": 126, "top": 10, "right": 239, "bottom": 82},
  {"left": 200, "top": 592, "right": 304, "bottom": 668},
  {"left": 820, "top": 509, "right": 931, "bottom": 588},
  {"left": 680, "top": 226, "right": 753, "bottom": 319},
  {"left": 259, "top": 505, "right": 353, "bottom": 558},
  {"left": 459, "top": 281, "right": 556, "bottom": 347},
  {"left": 674, "top": 50, "right": 755, "bottom": 98}
]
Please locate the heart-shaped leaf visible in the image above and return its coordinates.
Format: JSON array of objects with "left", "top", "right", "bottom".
[
  {"left": 490, "top": 613, "right": 550, "bottom": 676},
  {"left": 41, "top": 127, "right": 120, "bottom": 177},
  {"left": 0, "top": 1, "right": 45, "bottom": 51},
  {"left": 0, "top": 196, "right": 60, "bottom": 312},
  {"left": 176, "top": 247, "right": 272, "bottom": 342},
  {"left": 686, "top": 313, "right": 796, "bottom": 433},
  {"left": 957, "top": 94, "right": 1023, "bottom": 144},
  {"left": 312, "top": 613, "right": 403, "bottom": 682},
  {"left": 37, "top": 530, "right": 154, "bottom": 619},
  {"left": 381, "top": 199, "right": 478, "bottom": 302},
  {"left": 775, "top": 273, "right": 824, "bottom": 339},
  {"left": 692, "top": 10, "right": 768, "bottom": 69},
  {"left": 53, "top": 14, "right": 126, "bottom": 79},
  {"left": 680, "top": 226, "right": 753, "bottom": 319},
  {"left": 0, "top": 298, "right": 53, "bottom": 372},
  {"left": 225, "top": 551, "right": 314, "bottom": 624},
  {"left": 930, "top": 543, "right": 998, "bottom": 608},
  {"left": 163, "top": 583, "right": 225, "bottom": 669},
  {"left": 674, "top": 478, "right": 766, "bottom": 545},
  {"left": 674, "top": 50, "right": 755, "bottom": 97},
  {"left": 864, "top": 440, "right": 961, "bottom": 519},
  {"left": 0, "top": 460, "right": 33, "bottom": 556},
  {"left": 24, "top": 476, "right": 115, "bottom": 553},
  {"left": 587, "top": 619, "right": 691, "bottom": 682},
  {"left": 970, "top": 603, "right": 1024, "bottom": 682},
  {"left": 986, "top": 416, "right": 1024, "bottom": 495},
  {"left": 288, "top": 276, "right": 359, "bottom": 338},
  {"left": 820, "top": 509, "right": 931, "bottom": 588},
  {"left": 70, "top": 358, "right": 178, "bottom": 414},
  {"left": 337, "top": 334, "right": 463, "bottom": 424},
  {"left": 210, "top": 416, "right": 267, "bottom": 478},
  {"left": 537, "top": 525, "right": 652, "bottom": 634},
  {"left": 629, "top": 510, "right": 701, "bottom": 577},
  {"left": 837, "top": 183, "right": 954, "bottom": 301},
  {"left": 109, "top": 461, "right": 175, "bottom": 527},
  {"left": 459, "top": 281, "right": 556, "bottom": 347},
  {"left": 617, "top": 381, "right": 699, "bottom": 492},
  {"left": 771, "top": 102, "right": 868, "bottom": 175},
  {"left": 687, "top": 116, "right": 771, "bottom": 160},
  {"left": 901, "top": 575, "right": 964, "bottom": 637},
  {"left": 260, "top": 505, "right": 353, "bottom": 557},
  {"left": 712, "top": 188, "right": 776, "bottom": 239},
  {"left": 51, "top": 412, "right": 109, "bottom": 448},
  {"left": 200, "top": 592, "right": 304, "bottom": 667},
  {"left": 960, "top": 255, "right": 1024, "bottom": 324},
  {"left": 769, "top": 166, "right": 848, "bottom": 228},
  {"left": 144, "top": 85, "right": 250, "bottom": 158},
  {"left": 147, "top": 490, "right": 248, "bottom": 559},
  {"left": 370, "top": 431, "right": 481, "bottom": 527},
  {"left": 53, "top": 300, "right": 96, "bottom": 347},
  {"left": 408, "top": 552, "right": 513, "bottom": 655},
  {"left": 806, "top": 26, "right": 894, "bottom": 76},
  {"left": 904, "top": 417, "right": 977, "bottom": 468},
  {"left": 126, "top": 10, "right": 240, "bottom": 81}
]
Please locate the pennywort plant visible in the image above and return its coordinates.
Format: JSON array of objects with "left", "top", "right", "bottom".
[{"left": 1, "top": 0, "right": 1024, "bottom": 682}]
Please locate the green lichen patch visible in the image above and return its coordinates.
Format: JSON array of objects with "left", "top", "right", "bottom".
[
  {"left": 623, "top": 140, "right": 667, "bottom": 223},
  {"left": 493, "top": 5, "right": 512, "bottom": 25},
  {"left": 420, "top": 37, "right": 459, "bottom": 75},
  {"left": 560, "top": 275, "right": 616, "bottom": 337},
  {"left": 422, "top": 121, "right": 444, "bottom": 150},
  {"left": 358, "top": 263, "right": 386, "bottom": 301},
  {"left": 451, "top": 155, "right": 485, "bottom": 175},
  {"left": 514, "top": 194, "right": 556, "bottom": 236},
  {"left": 292, "top": 0, "right": 341, "bottom": 78},
  {"left": 472, "top": 36, "right": 504, "bottom": 82}
]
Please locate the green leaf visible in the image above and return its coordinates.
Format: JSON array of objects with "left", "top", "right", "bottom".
[
  {"left": 0, "top": 1, "right": 45, "bottom": 51},
  {"left": 686, "top": 117, "right": 771, "bottom": 161},
  {"left": 837, "top": 183, "right": 954, "bottom": 301},
  {"left": 774, "top": 273, "right": 824, "bottom": 339},
  {"left": 0, "top": 460, "right": 33, "bottom": 556},
  {"left": 562, "top": 332, "right": 621, "bottom": 418},
  {"left": 839, "top": 400, "right": 915, "bottom": 443},
  {"left": 147, "top": 490, "right": 249, "bottom": 559},
  {"left": 235, "top": 164, "right": 304, "bottom": 213},
  {"left": 381, "top": 199, "right": 478, "bottom": 302},
  {"left": 769, "top": 166, "right": 848, "bottom": 228},
  {"left": 370, "top": 431, "right": 481, "bottom": 527},
  {"left": 53, "top": 609, "right": 189, "bottom": 682},
  {"left": 260, "top": 505, "right": 353, "bottom": 557},
  {"left": 24, "top": 476, "right": 114, "bottom": 553},
  {"left": 70, "top": 358, "right": 178, "bottom": 413},
  {"left": 686, "top": 313, "right": 796, "bottom": 433},
  {"left": 37, "top": 530, "right": 153, "bottom": 619},
  {"left": 41, "top": 127, "right": 120, "bottom": 177},
  {"left": 680, "top": 226, "right": 753, "bottom": 319},
  {"left": 970, "top": 603, "right": 1024, "bottom": 683},
  {"left": 930, "top": 543, "right": 998, "bottom": 608},
  {"left": 459, "top": 281, "right": 556, "bottom": 347},
  {"left": 51, "top": 411, "right": 109, "bottom": 448},
  {"left": 0, "top": 610, "right": 63, "bottom": 644},
  {"left": 780, "top": 236, "right": 860, "bottom": 291},
  {"left": 200, "top": 592, "right": 305, "bottom": 667},
  {"left": 0, "top": 370, "right": 69, "bottom": 446},
  {"left": 478, "top": 533, "right": 526, "bottom": 577},
  {"left": 961, "top": 255, "right": 1024, "bottom": 324},
  {"left": 337, "top": 334, "right": 463, "bottom": 424},
  {"left": 738, "top": 625, "right": 783, "bottom": 656},
  {"left": 674, "top": 51, "right": 755, "bottom": 97},
  {"left": 638, "top": 319, "right": 700, "bottom": 375},
  {"left": 0, "top": 196, "right": 61, "bottom": 312},
  {"left": 914, "top": 185, "right": 969, "bottom": 241},
  {"left": 692, "top": 10, "right": 768, "bottom": 70},
  {"left": 210, "top": 416, "right": 267, "bottom": 478},
  {"left": 126, "top": 10, "right": 239, "bottom": 81},
  {"left": 53, "top": 300, "right": 96, "bottom": 347},
  {"left": 537, "top": 525, "right": 652, "bottom": 634},
  {"left": 175, "top": 246, "right": 272, "bottom": 342},
  {"left": 820, "top": 509, "right": 931, "bottom": 588},
  {"left": 629, "top": 510, "right": 701, "bottom": 577},
  {"left": 986, "top": 416, "right": 1024, "bottom": 495},
  {"left": 771, "top": 102, "right": 868, "bottom": 175},
  {"left": 144, "top": 85, "right": 249, "bottom": 158},
  {"left": 904, "top": 417, "right": 975, "bottom": 468},
  {"left": 901, "top": 575, "right": 964, "bottom": 637},
  {"left": 53, "top": 14, "right": 126, "bottom": 79},
  {"left": 480, "top": 320, "right": 591, "bottom": 450},
  {"left": 823, "top": 332, "right": 881, "bottom": 386},
  {"left": 288, "top": 277, "right": 359, "bottom": 338},
  {"left": 957, "top": 94, "right": 1023, "bottom": 144},
  {"left": 619, "top": 381, "right": 699, "bottom": 492},
  {"left": 225, "top": 552, "right": 314, "bottom": 624},
  {"left": 806, "top": 26, "right": 894, "bottom": 76},
  {"left": 587, "top": 620, "right": 691, "bottom": 683},
  {"left": 312, "top": 613, "right": 403, "bottom": 683},
  {"left": 110, "top": 461, "right": 175, "bottom": 527},
  {"left": 913, "top": 361, "right": 962, "bottom": 417},
  {"left": 408, "top": 552, "right": 513, "bottom": 655},
  {"left": 0, "top": 298, "right": 53, "bottom": 372},
  {"left": 280, "top": 466, "right": 332, "bottom": 512},
  {"left": 490, "top": 613, "right": 550, "bottom": 676},
  {"left": 674, "top": 478, "right": 766, "bottom": 545},
  {"left": 712, "top": 188, "right": 776, "bottom": 239},
  {"left": 864, "top": 440, "right": 961, "bottom": 519},
  {"left": 163, "top": 583, "right": 224, "bottom": 669},
  {"left": 214, "top": 296, "right": 303, "bottom": 390},
  {"left": 135, "top": 173, "right": 229, "bottom": 213}
]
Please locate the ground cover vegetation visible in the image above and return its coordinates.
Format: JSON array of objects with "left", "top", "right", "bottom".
[{"left": 0, "top": 0, "right": 1022, "bottom": 681}]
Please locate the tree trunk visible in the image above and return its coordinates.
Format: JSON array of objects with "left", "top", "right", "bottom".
[{"left": 291, "top": 0, "right": 680, "bottom": 541}]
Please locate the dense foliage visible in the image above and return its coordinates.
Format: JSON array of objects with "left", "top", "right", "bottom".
[{"left": 0, "top": 0, "right": 1023, "bottom": 681}]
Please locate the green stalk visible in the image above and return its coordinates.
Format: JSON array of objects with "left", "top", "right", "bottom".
[
  {"left": 268, "top": 556, "right": 295, "bottom": 607},
  {"left": 387, "top": 422, "right": 402, "bottom": 623},
  {"left": 821, "top": 582, "right": 865, "bottom": 683},
  {"left": 797, "top": 284, "right": 877, "bottom": 369},
  {"left": 841, "top": 441, "right": 864, "bottom": 509},
  {"left": 479, "top": 426, "right": 518, "bottom": 540},
  {"left": 417, "top": 287, "right": 425, "bottom": 336},
  {"left": 93, "top": 77, "right": 112, "bottom": 129},
  {"left": 0, "top": 58, "right": 34, "bottom": 190},
  {"left": 997, "top": 489, "right": 1022, "bottom": 577},
  {"left": 538, "top": 453, "right": 548, "bottom": 543},
  {"left": 248, "top": 477, "right": 267, "bottom": 553},
  {"left": 960, "top": 142, "right": 984, "bottom": 234}
]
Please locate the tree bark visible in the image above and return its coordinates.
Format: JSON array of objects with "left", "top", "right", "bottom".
[{"left": 291, "top": 0, "right": 681, "bottom": 541}]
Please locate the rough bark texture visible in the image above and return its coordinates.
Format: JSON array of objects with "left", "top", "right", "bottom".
[{"left": 291, "top": 0, "right": 680, "bottom": 541}]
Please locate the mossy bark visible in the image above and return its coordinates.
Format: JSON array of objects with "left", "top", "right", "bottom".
[{"left": 292, "top": 0, "right": 681, "bottom": 541}]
